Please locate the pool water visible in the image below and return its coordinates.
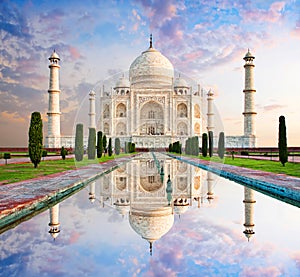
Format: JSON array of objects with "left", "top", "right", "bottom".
[{"left": 1, "top": 153, "right": 299, "bottom": 276}]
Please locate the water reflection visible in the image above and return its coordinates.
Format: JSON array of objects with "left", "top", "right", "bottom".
[
  {"left": 48, "top": 204, "right": 60, "bottom": 239},
  {"left": 2, "top": 153, "right": 300, "bottom": 276},
  {"left": 46, "top": 153, "right": 257, "bottom": 252},
  {"left": 243, "top": 187, "right": 256, "bottom": 240}
]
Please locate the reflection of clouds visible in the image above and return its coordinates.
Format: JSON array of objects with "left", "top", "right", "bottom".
[{"left": 1, "top": 171, "right": 300, "bottom": 275}]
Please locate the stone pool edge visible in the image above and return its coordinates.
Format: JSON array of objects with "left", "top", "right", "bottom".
[
  {"left": 0, "top": 155, "right": 139, "bottom": 232},
  {"left": 168, "top": 154, "right": 300, "bottom": 206}
]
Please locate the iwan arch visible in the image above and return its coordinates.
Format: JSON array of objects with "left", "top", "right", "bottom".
[{"left": 45, "top": 36, "right": 257, "bottom": 149}]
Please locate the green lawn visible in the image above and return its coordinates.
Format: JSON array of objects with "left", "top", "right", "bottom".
[
  {"left": 199, "top": 156, "right": 300, "bottom": 178},
  {"left": 0, "top": 154, "right": 131, "bottom": 185}
]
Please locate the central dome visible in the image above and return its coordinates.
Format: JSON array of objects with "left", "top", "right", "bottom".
[{"left": 129, "top": 46, "right": 174, "bottom": 88}]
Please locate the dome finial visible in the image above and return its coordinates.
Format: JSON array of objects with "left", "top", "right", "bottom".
[
  {"left": 150, "top": 241, "right": 153, "bottom": 256},
  {"left": 150, "top": 34, "right": 153, "bottom": 48}
]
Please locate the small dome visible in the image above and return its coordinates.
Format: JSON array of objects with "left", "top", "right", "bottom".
[
  {"left": 49, "top": 50, "right": 60, "bottom": 60},
  {"left": 89, "top": 90, "right": 96, "bottom": 96},
  {"left": 115, "top": 76, "right": 130, "bottom": 88},
  {"left": 174, "top": 76, "right": 189, "bottom": 88},
  {"left": 244, "top": 49, "right": 255, "bottom": 60},
  {"left": 114, "top": 200, "right": 130, "bottom": 216},
  {"left": 129, "top": 46, "right": 174, "bottom": 88}
]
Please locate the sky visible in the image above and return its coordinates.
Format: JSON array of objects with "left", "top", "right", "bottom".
[{"left": 0, "top": 0, "right": 300, "bottom": 147}]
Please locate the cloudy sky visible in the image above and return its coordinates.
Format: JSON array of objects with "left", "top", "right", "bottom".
[{"left": 0, "top": 0, "right": 300, "bottom": 147}]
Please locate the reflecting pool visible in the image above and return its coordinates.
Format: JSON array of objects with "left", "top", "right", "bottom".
[{"left": 1, "top": 153, "right": 300, "bottom": 276}]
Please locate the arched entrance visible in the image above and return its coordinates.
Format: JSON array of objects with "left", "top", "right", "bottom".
[{"left": 140, "top": 101, "right": 164, "bottom": 135}]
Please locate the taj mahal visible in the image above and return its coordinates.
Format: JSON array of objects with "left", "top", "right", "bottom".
[{"left": 45, "top": 36, "right": 257, "bottom": 149}]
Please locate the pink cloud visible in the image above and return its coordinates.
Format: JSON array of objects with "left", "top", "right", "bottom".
[
  {"left": 241, "top": 1, "right": 285, "bottom": 23},
  {"left": 69, "top": 46, "right": 81, "bottom": 60},
  {"left": 68, "top": 230, "right": 81, "bottom": 244},
  {"left": 0, "top": 111, "right": 26, "bottom": 124},
  {"left": 262, "top": 104, "right": 286, "bottom": 112},
  {"left": 291, "top": 19, "right": 300, "bottom": 38}
]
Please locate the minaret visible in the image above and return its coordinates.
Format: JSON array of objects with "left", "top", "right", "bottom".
[
  {"left": 89, "top": 90, "right": 96, "bottom": 129},
  {"left": 207, "top": 89, "right": 214, "bottom": 132},
  {"left": 46, "top": 50, "right": 61, "bottom": 148},
  {"left": 48, "top": 204, "right": 60, "bottom": 239},
  {"left": 243, "top": 49, "right": 257, "bottom": 147},
  {"left": 243, "top": 187, "right": 256, "bottom": 241}
]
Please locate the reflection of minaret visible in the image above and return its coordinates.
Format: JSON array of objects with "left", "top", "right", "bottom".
[
  {"left": 207, "top": 89, "right": 214, "bottom": 132},
  {"left": 49, "top": 204, "right": 60, "bottom": 239},
  {"left": 89, "top": 181, "right": 96, "bottom": 203},
  {"left": 243, "top": 187, "right": 256, "bottom": 241},
  {"left": 207, "top": 171, "right": 214, "bottom": 202}
]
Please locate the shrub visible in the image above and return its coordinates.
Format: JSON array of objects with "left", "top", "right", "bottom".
[
  {"left": 28, "top": 111, "right": 43, "bottom": 168},
  {"left": 108, "top": 137, "right": 112, "bottom": 156},
  {"left": 60, "top": 146, "right": 68, "bottom": 160},
  {"left": 202, "top": 133, "right": 208, "bottom": 157},
  {"left": 97, "top": 131, "right": 103, "bottom": 158},
  {"left": 42, "top": 149, "right": 47, "bottom": 160},
  {"left": 3, "top": 153, "right": 11, "bottom": 165},
  {"left": 208, "top": 131, "right": 213, "bottom": 157},
  {"left": 278, "top": 115, "right": 288, "bottom": 166},
  {"left": 87, "top": 128, "right": 96, "bottom": 159},
  {"left": 240, "top": 150, "right": 249, "bottom": 156},
  {"left": 217, "top": 132, "right": 225, "bottom": 159},
  {"left": 103, "top": 135, "right": 107, "bottom": 154},
  {"left": 75, "top": 123, "right": 84, "bottom": 161},
  {"left": 115, "top": 138, "right": 121, "bottom": 155}
]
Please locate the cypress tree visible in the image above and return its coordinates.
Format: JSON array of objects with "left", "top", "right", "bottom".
[
  {"left": 97, "top": 131, "right": 103, "bottom": 158},
  {"left": 169, "top": 143, "right": 173, "bottom": 153},
  {"left": 193, "top": 136, "right": 199, "bottom": 156},
  {"left": 202, "top": 133, "right": 208, "bottom": 157},
  {"left": 103, "top": 134, "right": 107, "bottom": 154},
  {"left": 115, "top": 137, "right": 121, "bottom": 155},
  {"left": 217, "top": 132, "right": 225, "bottom": 159},
  {"left": 278, "top": 115, "right": 288, "bottom": 166},
  {"left": 28, "top": 111, "right": 43, "bottom": 168},
  {"left": 75, "top": 123, "right": 84, "bottom": 161},
  {"left": 185, "top": 138, "right": 189, "bottom": 155},
  {"left": 87, "top": 127, "right": 96, "bottom": 159},
  {"left": 208, "top": 131, "right": 214, "bottom": 157},
  {"left": 108, "top": 137, "right": 112, "bottom": 156}
]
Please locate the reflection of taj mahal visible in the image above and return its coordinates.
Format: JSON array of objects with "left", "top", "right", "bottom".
[
  {"left": 47, "top": 153, "right": 256, "bottom": 248},
  {"left": 45, "top": 36, "right": 257, "bottom": 149}
]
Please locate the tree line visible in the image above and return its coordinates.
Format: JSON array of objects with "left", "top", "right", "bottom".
[
  {"left": 74, "top": 124, "right": 135, "bottom": 162},
  {"left": 26, "top": 111, "right": 288, "bottom": 167},
  {"left": 26, "top": 112, "right": 136, "bottom": 167}
]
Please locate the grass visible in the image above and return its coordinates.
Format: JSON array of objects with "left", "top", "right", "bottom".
[
  {"left": 0, "top": 153, "right": 133, "bottom": 185},
  {"left": 199, "top": 155, "right": 300, "bottom": 178}
]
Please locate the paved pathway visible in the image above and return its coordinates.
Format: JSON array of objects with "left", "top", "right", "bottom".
[
  {"left": 232, "top": 155, "right": 300, "bottom": 163},
  {"left": 0, "top": 154, "right": 75, "bottom": 165}
]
